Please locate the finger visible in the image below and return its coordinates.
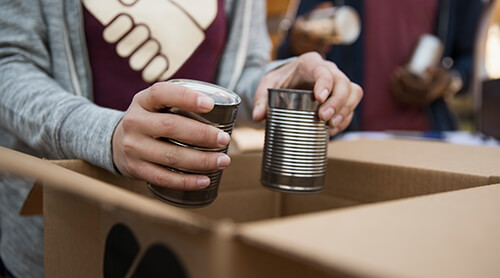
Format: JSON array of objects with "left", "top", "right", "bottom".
[
  {"left": 329, "top": 112, "right": 353, "bottom": 136},
  {"left": 122, "top": 111, "right": 230, "bottom": 149},
  {"left": 427, "top": 74, "right": 452, "bottom": 103},
  {"left": 130, "top": 160, "right": 212, "bottom": 190},
  {"left": 327, "top": 82, "right": 362, "bottom": 125},
  {"left": 134, "top": 138, "right": 231, "bottom": 172},
  {"left": 253, "top": 67, "right": 295, "bottom": 121},
  {"left": 317, "top": 62, "right": 352, "bottom": 121},
  {"left": 400, "top": 69, "right": 429, "bottom": 89},
  {"left": 136, "top": 82, "right": 214, "bottom": 113}
]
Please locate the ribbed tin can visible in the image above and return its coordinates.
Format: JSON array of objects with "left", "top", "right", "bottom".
[
  {"left": 261, "top": 88, "right": 329, "bottom": 193},
  {"left": 148, "top": 79, "right": 241, "bottom": 207}
]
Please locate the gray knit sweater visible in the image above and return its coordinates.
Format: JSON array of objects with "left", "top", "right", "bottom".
[{"left": 0, "top": 0, "right": 281, "bottom": 276}]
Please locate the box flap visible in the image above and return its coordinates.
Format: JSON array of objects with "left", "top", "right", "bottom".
[
  {"left": 231, "top": 127, "right": 265, "bottom": 153},
  {"left": 328, "top": 139, "right": 500, "bottom": 182},
  {"left": 0, "top": 147, "right": 216, "bottom": 231},
  {"left": 20, "top": 181, "right": 43, "bottom": 215},
  {"left": 238, "top": 184, "right": 500, "bottom": 278}
]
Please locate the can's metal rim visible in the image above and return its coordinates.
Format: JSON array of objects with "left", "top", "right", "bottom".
[
  {"left": 268, "top": 88, "right": 314, "bottom": 94},
  {"left": 168, "top": 79, "right": 241, "bottom": 106}
]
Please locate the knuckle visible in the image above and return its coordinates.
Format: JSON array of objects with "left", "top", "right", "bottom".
[
  {"left": 149, "top": 82, "right": 165, "bottom": 100},
  {"left": 121, "top": 114, "right": 138, "bottom": 131},
  {"left": 164, "top": 147, "right": 180, "bottom": 167},
  {"left": 339, "top": 106, "right": 351, "bottom": 117},
  {"left": 160, "top": 116, "right": 176, "bottom": 134},
  {"left": 199, "top": 125, "right": 213, "bottom": 142},
  {"left": 200, "top": 153, "right": 214, "bottom": 170},
  {"left": 326, "top": 60, "right": 338, "bottom": 70},
  {"left": 121, "top": 136, "right": 136, "bottom": 156},
  {"left": 303, "top": 51, "right": 322, "bottom": 61},
  {"left": 180, "top": 176, "right": 190, "bottom": 191},
  {"left": 153, "top": 171, "right": 171, "bottom": 187},
  {"left": 175, "top": 85, "right": 193, "bottom": 104},
  {"left": 126, "top": 160, "right": 140, "bottom": 177},
  {"left": 352, "top": 83, "right": 364, "bottom": 98}
]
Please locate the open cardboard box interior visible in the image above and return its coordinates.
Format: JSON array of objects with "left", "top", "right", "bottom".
[{"left": 2, "top": 138, "right": 500, "bottom": 277}]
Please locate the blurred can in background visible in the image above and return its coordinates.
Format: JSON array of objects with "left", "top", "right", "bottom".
[
  {"left": 302, "top": 5, "right": 361, "bottom": 45},
  {"left": 261, "top": 88, "right": 329, "bottom": 193},
  {"left": 148, "top": 79, "right": 241, "bottom": 207},
  {"left": 406, "top": 34, "right": 444, "bottom": 81}
]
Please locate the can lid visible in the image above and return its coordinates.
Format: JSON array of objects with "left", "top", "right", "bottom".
[{"left": 168, "top": 79, "right": 241, "bottom": 106}]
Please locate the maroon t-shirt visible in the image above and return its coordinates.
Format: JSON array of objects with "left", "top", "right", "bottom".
[
  {"left": 83, "top": 0, "right": 227, "bottom": 111},
  {"left": 362, "top": 0, "right": 438, "bottom": 130}
]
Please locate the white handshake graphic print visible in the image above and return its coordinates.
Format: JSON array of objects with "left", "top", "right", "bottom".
[{"left": 83, "top": 0, "right": 217, "bottom": 82}]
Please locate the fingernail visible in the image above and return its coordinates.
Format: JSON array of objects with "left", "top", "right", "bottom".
[
  {"left": 332, "top": 114, "right": 343, "bottom": 127},
  {"left": 217, "top": 131, "right": 230, "bottom": 146},
  {"left": 321, "top": 107, "right": 335, "bottom": 121},
  {"left": 197, "top": 96, "right": 214, "bottom": 111},
  {"left": 217, "top": 154, "right": 231, "bottom": 169},
  {"left": 197, "top": 176, "right": 210, "bottom": 188},
  {"left": 319, "top": 89, "right": 330, "bottom": 102}
]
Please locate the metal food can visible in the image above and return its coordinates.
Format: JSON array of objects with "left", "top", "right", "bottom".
[
  {"left": 148, "top": 79, "right": 241, "bottom": 207},
  {"left": 406, "top": 34, "right": 444, "bottom": 81},
  {"left": 261, "top": 88, "right": 329, "bottom": 193}
]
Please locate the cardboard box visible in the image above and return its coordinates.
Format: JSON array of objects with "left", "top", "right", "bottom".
[{"left": 1, "top": 138, "right": 500, "bottom": 277}]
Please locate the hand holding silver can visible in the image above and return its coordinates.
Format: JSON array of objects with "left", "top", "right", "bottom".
[
  {"left": 143, "top": 79, "right": 240, "bottom": 207},
  {"left": 261, "top": 88, "right": 329, "bottom": 193}
]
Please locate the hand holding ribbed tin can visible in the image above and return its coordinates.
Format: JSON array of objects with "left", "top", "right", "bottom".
[
  {"left": 148, "top": 79, "right": 241, "bottom": 207},
  {"left": 261, "top": 88, "right": 329, "bottom": 193}
]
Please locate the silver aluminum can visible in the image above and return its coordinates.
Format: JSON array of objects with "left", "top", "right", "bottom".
[
  {"left": 261, "top": 88, "right": 329, "bottom": 193},
  {"left": 148, "top": 79, "right": 241, "bottom": 207}
]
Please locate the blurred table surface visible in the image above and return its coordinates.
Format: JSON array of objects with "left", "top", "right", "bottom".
[{"left": 336, "top": 130, "right": 500, "bottom": 147}]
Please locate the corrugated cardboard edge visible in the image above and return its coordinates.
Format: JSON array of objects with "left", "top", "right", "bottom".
[
  {"left": 328, "top": 139, "right": 500, "bottom": 179},
  {"left": 236, "top": 183, "right": 500, "bottom": 278},
  {"left": 0, "top": 147, "right": 217, "bottom": 232},
  {"left": 20, "top": 180, "right": 43, "bottom": 215}
]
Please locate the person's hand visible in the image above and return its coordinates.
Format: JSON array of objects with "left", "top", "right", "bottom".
[
  {"left": 253, "top": 52, "right": 363, "bottom": 136},
  {"left": 112, "top": 82, "right": 232, "bottom": 190},
  {"left": 289, "top": 2, "right": 334, "bottom": 56},
  {"left": 290, "top": 16, "right": 333, "bottom": 56},
  {"left": 391, "top": 66, "right": 463, "bottom": 107}
]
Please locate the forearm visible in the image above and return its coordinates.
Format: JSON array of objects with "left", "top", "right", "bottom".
[{"left": 0, "top": 60, "right": 123, "bottom": 172}]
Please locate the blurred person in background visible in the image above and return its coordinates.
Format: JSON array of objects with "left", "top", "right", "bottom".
[
  {"left": 277, "top": 0, "right": 485, "bottom": 131},
  {"left": 0, "top": 0, "right": 362, "bottom": 277}
]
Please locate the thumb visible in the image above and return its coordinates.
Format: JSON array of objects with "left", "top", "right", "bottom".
[
  {"left": 252, "top": 82, "right": 269, "bottom": 121},
  {"left": 253, "top": 61, "right": 298, "bottom": 121}
]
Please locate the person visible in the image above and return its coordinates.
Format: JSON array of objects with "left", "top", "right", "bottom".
[
  {"left": 277, "top": 0, "right": 484, "bottom": 131},
  {"left": 0, "top": 0, "right": 362, "bottom": 277}
]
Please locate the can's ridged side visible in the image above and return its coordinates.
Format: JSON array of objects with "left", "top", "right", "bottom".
[
  {"left": 262, "top": 89, "right": 329, "bottom": 193},
  {"left": 148, "top": 79, "right": 240, "bottom": 207}
]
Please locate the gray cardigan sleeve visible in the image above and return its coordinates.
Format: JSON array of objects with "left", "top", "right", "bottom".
[
  {"left": 0, "top": 1, "right": 123, "bottom": 173},
  {"left": 217, "top": 0, "right": 291, "bottom": 126}
]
